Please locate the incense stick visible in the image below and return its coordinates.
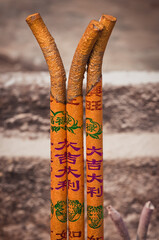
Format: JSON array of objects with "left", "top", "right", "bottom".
[
  {"left": 86, "top": 15, "right": 116, "bottom": 240},
  {"left": 67, "top": 20, "right": 103, "bottom": 240},
  {"left": 107, "top": 205, "right": 131, "bottom": 240},
  {"left": 26, "top": 13, "right": 67, "bottom": 240},
  {"left": 136, "top": 201, "right": 154, "bottom": 240}
]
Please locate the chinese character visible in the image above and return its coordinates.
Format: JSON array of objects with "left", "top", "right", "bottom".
[
  {"left": 55, "top": 139, "right": 67, "bottom": 150},
  {"left": 87, "top": 85, "right": 102, "bottom": 97},
  {"left": 87, "top": 173, "right": 103, "bottom": 183},
  {"left": 66, "top": 114, "right": 72, "bottom": 125},
  {"left": 86, "top": 122, "right": 97, "bottom": 132},
  {"left": 68, "top": 180, "right": 80, "bottom": 191},
  {"left": 67, "top": 166, "right": 81, "bottom": 178},
  {"left": 87, "top": 186, "right": 103, "bottom": 197},
  {"left": 86, "top": 100, "right": 102, "bottom": 110},
  {"left": 55, "top": 152, "right": 67, "bottom": 164},
  {"left": 69, "top": 230, "right": 81, "bottom": 238},
  {"left": 67, "top": 142, "right": 80, "bottom": 151},
  {"left": 55, "top": 180, "right": 67, "bottom": 191},
  {"left": 87, "top": 146, "right": 102, "bottom": 156},
  {"left": 86, "top": 159, "right": 102, "bottom": 170},
  {"left": 55, "top": 166, "right": 67, "bottom": 178},
  {"left": 67, "top": 152, "right": 81, "bottom": 164},
  {"left": 55, "top": 116, "right": 66, "bottom": 125},
  {"left": 56, "top": 230, "right": 67, "bottom": 240},
  {"left": 67, "top": 99, "right": 80, "bottom": 105}
]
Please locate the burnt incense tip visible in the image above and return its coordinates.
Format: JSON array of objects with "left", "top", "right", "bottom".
[
  {"left": 100, "top": 14, "right": 117, "bottom": 23},
  {"left": 107, "top": 205, "right": 113, "bottom": 215},
  {"left": 145, "top": 201, "right": 155, "bottom": 210},
  {"left": 107, "top": 205, "right": 121, "bottom": 220},
  {"left": 90, "top": 20, "right": 103, "bottom": 31},
  {"left": 26, "top": 13, "right": 41, "bottom": 23}
]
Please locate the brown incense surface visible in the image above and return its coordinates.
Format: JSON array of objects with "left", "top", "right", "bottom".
[
  {"left": 67, "top": 20, "right": 103, "bottom": 240},
  {"left": 87, "top": 15, "right": 116, "bottom": 93},
  {"left": 26, "top": 13, "right": 66, "bottom": 103},
  {"left": 137, "top": 201, "right": 154, "bottom": 240},
  {"left": 107, "top": 205, "right": 131, "bottom": 240},
  {"left": 67, "top": 20, "right": 103, "bottom": 102},
  {"left": 86, "top": 14, "right": 116, "bottom": 240},
  {"left": 26, "top": 13, "right": 67, "bottom": 240}
]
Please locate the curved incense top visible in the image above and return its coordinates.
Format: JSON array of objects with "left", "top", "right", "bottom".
[
  {"left": 67, "top": 20, "right": 103, "bottom": 102},
  {"left": 26, "top": 13, "right": 66, "bottom": 103},
  {"left": 87, "top": 14, "right": 117, "bottom": 93}
]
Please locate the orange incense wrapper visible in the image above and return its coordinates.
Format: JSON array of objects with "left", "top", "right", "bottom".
[
  {"left": 86, "top": 15, "right": 116, "bottom": 240},
  {"left": 67, "top": 21, "right": 103, "bottom": 240},
  {"left": 26, "top": 13, "right": 67, "bottom": 239}
]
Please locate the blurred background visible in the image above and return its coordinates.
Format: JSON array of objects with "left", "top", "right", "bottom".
[{"left": 0, "top": 0, "right": 159, "bottom": 239}]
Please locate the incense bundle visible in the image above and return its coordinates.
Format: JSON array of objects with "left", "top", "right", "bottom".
[
  {"left": 67, "top": 20, "right": 103, "bottom": 240},
  {"left": 26, "top": 13, "right": 117, "bottom": 240},
  {"left": 26, "top": 13, "right": 155, "bottom": 240},
  {"left": 86, "top": 15, "right": 116, "bottom": 240},
  {"left": 26, "top": 13, "right": 67, "bottom": 239}
]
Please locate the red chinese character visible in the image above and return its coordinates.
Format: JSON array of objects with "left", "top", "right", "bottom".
[
  {"left": 87, "top": 85, "right": 102, "bottom": 97},
  {"left": 67, "top": 99, "right": 80, "bottom": 105}
]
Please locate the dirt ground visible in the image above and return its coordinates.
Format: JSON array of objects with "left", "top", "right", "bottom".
[
  {"left": 0, "top": 73, "right": 158, "bottom": 134},
  {"left": 0, "top": 157, "right": 158, "bottom": 240},
  {"left": 0, "top": 0, "right": 159, "bottom": 72}
]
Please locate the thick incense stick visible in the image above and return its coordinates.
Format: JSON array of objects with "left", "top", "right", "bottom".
[
  {"left": 107, "top": 205, "right": 131, "bottom": 240},
  {"left": 67, "top": 20, "right": 103, "bottom": 240},
  {"left": 136, "top": 201, "right": 154, "bottom": 240},
  {"left": 86, "top": 15, "right": 116, "bottom": 240},
  {"left": 26, "top": 13, "right": 67, "bottom": 240}
]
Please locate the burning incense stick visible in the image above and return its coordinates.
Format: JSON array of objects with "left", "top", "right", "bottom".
[
  {"left": 67, "top": 20, "right": 103, "bottom": 240},
  {"left": 86, "top": 15, "right": 116, "bottom": 240},
  {"left": 26, "top": 13, "right": 67, "bottom": 240}
]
